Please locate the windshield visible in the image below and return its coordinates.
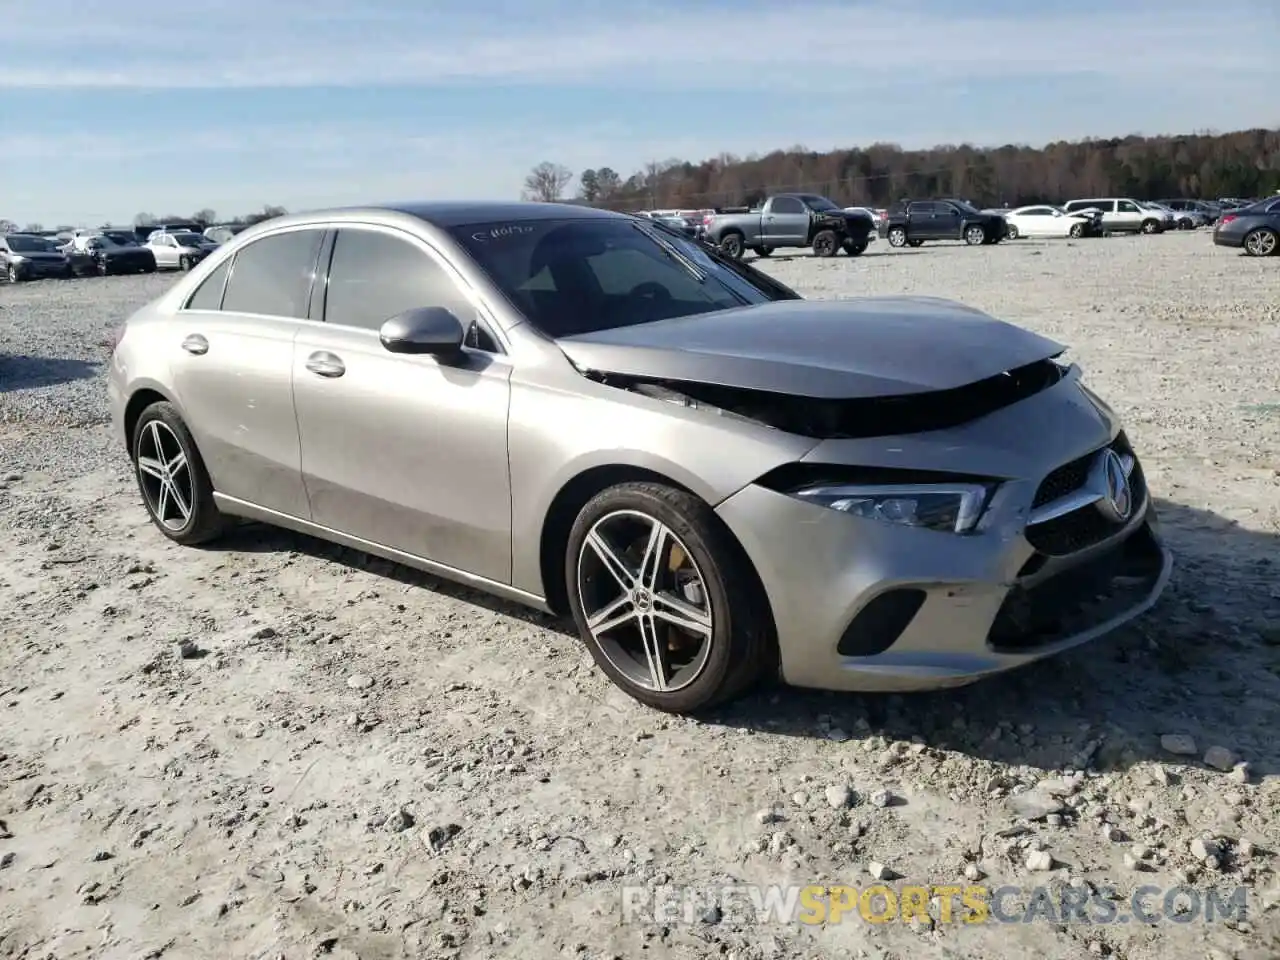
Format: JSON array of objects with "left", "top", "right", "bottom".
[
  {"left": 449, "top": 217, "right": 790, "bottom": 338},
  {"left": 949, "top": 199, "right": 981, "bottom": 214},
  {"left": 88, "top": 235, "right": 120, "bottom": 248},
  {"left": 102, "top": 232, "right": 136, "bottom": 245},
  {"left": 171, "top": 232, "right": 206, "bottom": 246},
  {"left": 5, "top": 235, "right": 58, "bottom": 253},
  {"left": 798, "top": 195, "right": 840, "bottom": 212}
]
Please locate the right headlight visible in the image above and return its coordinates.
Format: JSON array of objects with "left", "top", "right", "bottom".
[{"left": 790, "top": 482, "right": 992, "bottom": 534}]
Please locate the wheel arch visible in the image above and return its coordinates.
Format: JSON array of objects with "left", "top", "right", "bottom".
[
  {"left": 123, "top": 385, "right": 179, "bottom": 452},
  {"left": 537, "top": 463, "right": 777, "bottom": 646}
]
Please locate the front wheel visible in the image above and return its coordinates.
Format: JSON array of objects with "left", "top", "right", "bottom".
[
  {"left": 6, "top": 264, "right": 19, "bottom": 283},
  {"left": 565, "top": 482, "right": 773, "bottom": 714},
  {"left": 1141, "top": 219, "right": 1161, "bottom": 235},
  {"left": 887, "top": 226, "right": 908, "bottom": 248},
  {"left": 1069, "top": 223, "right": 1084, "bottom": 239},
  {"left": 811, "top": 229, "right": 839, "bottom": 257},
  {"left": 964, "top": 224, "right": 986, "bottom": 245},
  {"left": 179, "top": 255, "right": 193, "bottom": 271},
  {"left": 131, "top": 401, "right": 227, "bottom": 545},
  {"left": 1244, "top": 228, "right": 1278, "bottom": 257}
]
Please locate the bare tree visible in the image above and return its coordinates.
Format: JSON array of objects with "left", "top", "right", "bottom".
[
  {"left": 23, "top": 222, "right": 44, "bottom": 233},
  {"left": 192, "top": 208, "right": 217, "bottom": 225},
  {"left": 522, "top": 162, "right": 573, "bottom": 202},
  {"left": 133, "top": 212, "right": 156, "bottom": 227},
  {"left": 0, "top": 219, "right": 17, "bottom": 235}
]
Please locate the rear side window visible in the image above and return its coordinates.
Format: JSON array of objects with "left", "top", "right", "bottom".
[
  {"left": 185, "top": 259, "right": 231, "bottom": 310},
  {"left": 221, "top": 229, "right": 324, "bottom": 319},
  {"left": 323, "top": 228, "right": 477, "bottom": 333}
]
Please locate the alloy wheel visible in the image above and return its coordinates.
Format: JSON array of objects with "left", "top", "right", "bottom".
[
  {"left": 135, "top": 420, "right": 194, "bottom": 531},
  {"left": 887, "top": 228, "right": 906, "bottom": 247},
  {"left": 965, "top": 225, "right": 985, "bottom": 245},
  {"left": 576, "top": 509, "right": 713, "bottom": 693},
  {"left": 1245, "top": 230, "right": 1277, "bottom": 257}
]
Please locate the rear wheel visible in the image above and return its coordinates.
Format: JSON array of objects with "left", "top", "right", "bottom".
[
  {"left": 1243, "top": 228, "right": 1278, "bottom": 257},
  {"left": 718, "top": 232, "right": 744, "bottom": 260},
  {"left": 811, "top": 230, "right": 839, "bottom": 257},
  {"left": 131, "top": 401, "right": 227, "bottom": 546},
  {"left": 565, "top": 482, "right": 774, "bottom": 714},
  {"left": 1005, "top": 224, "right": 1019, "bottom": 240},
  {"left": 887, "top": 226, "right": 908, "bottom": 248}
]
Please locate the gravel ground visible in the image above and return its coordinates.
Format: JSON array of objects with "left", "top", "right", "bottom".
[{"left": 2, "top": 232, "right": 1279, "bottom": 960}]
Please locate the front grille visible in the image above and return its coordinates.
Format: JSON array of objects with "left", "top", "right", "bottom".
[
  {"left": 1025, "top": 433, "right": 1146, "bottom": 557},
  {"left": 988, "top": 523, "right": 1164, "bottom": 652}
]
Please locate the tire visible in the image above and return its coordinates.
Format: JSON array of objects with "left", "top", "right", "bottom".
[
  {"left": 179, "top": 255, "right": 193, "bottom": 271},
  {"left": 754, "top": 247, "right": 772, "bottom": 258},
  {"left": 811, "top": 229, "right": 839, "bottom": 257},
  {"left": 565, "top": 482, "right": 774, "bottom": 714},
  {"left": 1005, "top": 224, "right": 1019, "bottom": 240},
  {"left": 97, "top": 260, "right": 110, "bottom": 276},
  {"left": 1243, "top": 228, "right": 1278, "bottom": 257},
  {"left": 131, "top": 401, "right": 227, "bottom": 546},
  {"left": 1178, "top": 219, "right": 1193, "bottom": 231},
  {"left": 964, "top": 224, "right": 986, "bottom": 246},
  {"left": 1141, "top": 219, "right": 1161, "bottom": 235},
  {"left": 142, "top": 262, "right": 157, "bottom": 274},
  {"left": 843, "top": 239, "right": 868, "bottom": 256},
  {"left": 1069, "top": 223, "right": 1084, "bottom": 239},
  {"left": 6, "top": 264, "right": 19, "bottom": 283},
  {"left": 718, "top": 232, "right": 744, "bottom": 260},
  {"left": 887, "top": 226, "right": 908, "bottom": 248}
]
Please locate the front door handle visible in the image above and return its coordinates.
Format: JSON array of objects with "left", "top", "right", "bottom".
[
  {"left": 181, "top": 334, "right": 208, "bottom": 355},
  {"left": 305, "top": 351, "right": 345, "bottom": 378}
]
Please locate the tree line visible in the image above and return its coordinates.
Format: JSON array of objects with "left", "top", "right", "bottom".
[{"left": 521, "top": 127, "right": 1280, "bottom": 210}]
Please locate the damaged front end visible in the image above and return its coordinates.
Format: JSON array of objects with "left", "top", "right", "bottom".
[{"left": 581, "top": 357, "right": 1067, "bottom": 440}]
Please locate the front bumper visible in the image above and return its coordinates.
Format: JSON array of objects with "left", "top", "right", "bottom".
[
  {"left": 716, "top": 435, "right": 1172, "bottom": 693},
  {"left": 10, "top": 258, "right": 71, "bottom": 279}
]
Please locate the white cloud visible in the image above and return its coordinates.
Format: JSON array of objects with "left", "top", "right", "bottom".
[{"left": 0, "top": 0, "right": 1274, "bottom": 90}]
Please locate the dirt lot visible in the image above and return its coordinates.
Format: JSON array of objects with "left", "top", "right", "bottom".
[{"left": 2, "top": 232, "right": 1279, "bottom": 960}]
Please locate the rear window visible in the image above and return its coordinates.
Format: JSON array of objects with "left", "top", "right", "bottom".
[{"left": 447, "top": 218, "right": 788, "bottom": 338}]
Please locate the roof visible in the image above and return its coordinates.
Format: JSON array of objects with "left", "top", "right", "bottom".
[{"left": 361, "top": 201, "right": 626, "bottom": 227}]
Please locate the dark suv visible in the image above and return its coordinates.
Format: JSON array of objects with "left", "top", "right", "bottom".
[{"left": 881, "top": 199, "right": 1006, "bottom": 248}]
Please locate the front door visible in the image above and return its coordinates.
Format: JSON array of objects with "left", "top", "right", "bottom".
[
  {"left": 292, "top": 224, "right": 514, "bottom": 583},
  {"left": 760, "top": 196, "right": 810, "bottom": 245},
  {"left": 167, "top": 227, "right": 325, "bottom": 518}
]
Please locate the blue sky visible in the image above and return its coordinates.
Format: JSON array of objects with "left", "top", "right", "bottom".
[{"left": 1, "top": 0, "right": 1276, "bottom": 226}]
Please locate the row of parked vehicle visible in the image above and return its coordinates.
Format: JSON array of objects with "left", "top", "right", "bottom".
[
  {"left": 636, "top": 193, "right": 1275, "bottom": 258},
  {"left": 0, "top": 221, "right": 247, "bottom": 283}
]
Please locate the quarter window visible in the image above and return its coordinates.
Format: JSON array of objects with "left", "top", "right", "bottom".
[
  {"left": 185, "top": 259, "right": 231, "bottom": 310},
  {"left": 323, "top": 228, "right": 480, "bottom": 336},
  {"left": 220, "top": 229, "right": 324, "bottom": 319}
]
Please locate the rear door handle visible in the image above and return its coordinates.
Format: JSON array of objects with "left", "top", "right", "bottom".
[
  {"left": 181, "top": 334, "right": 208, "bottom": 355},
  {"left": 305, "top": 351, "right": 345, "bottom": 378}
]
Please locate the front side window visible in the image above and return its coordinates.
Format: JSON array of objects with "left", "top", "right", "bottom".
[
  {"left": 769, "top": 197, "right": 805, "bottom": 215},
  {"left": 323, "top": 228, "right": 478, "bottom": 334},
  {"left": 449, "top": 218, "right": 786, "bottom": 338},
  {"left": 220, "top": 229, "right": 324, "bottom": 319}
]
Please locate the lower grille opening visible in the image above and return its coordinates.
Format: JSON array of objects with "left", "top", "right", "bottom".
[
  {"left": 987, "top": 524, "right": 1164, "bottom": 652},
  {"left": 838, "top": 588, "right": 927, "bottom": 657}
]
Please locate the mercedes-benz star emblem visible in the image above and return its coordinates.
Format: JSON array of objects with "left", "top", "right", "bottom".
[{"left": 1093, "top": 449, "right": 1133, "bottom": 522}]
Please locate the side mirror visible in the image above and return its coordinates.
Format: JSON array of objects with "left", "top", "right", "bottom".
[{"left": 379, "top": 307, "right": 465, "bottom": 357}]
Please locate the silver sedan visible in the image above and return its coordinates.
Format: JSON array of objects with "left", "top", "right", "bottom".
[{"left": 106, "top": 202, "right": 1172, "bottom": 714}]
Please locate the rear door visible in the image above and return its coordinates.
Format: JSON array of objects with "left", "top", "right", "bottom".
[
  {"left": 761, "top": 196, "right": 809, "bottom": 245},
  {"left": 908, "top": 202, "right": 938, "bottom": 238},
  {"left": 167, "top": 227, "right": 325, "bottom": 518}
]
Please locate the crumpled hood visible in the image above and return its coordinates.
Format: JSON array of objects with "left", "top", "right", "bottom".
[{"left": 557, "top": 297, "right": 1065, "bottom": 399}]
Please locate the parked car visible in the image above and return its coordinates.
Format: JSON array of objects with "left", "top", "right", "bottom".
[
  {"left": 0, "top": 233, "right": 74, "bottom": 282},
  {"left": 702, "top": 194, "right": 876, "bottom": 259},
  {"left": 134, "top": 222, "right": 205, "bottom": 244},
  {"left": 1212, "top": 196, "right": 1280, "bottom": 256},
  {"left": 146, "top": 231, "right": 219, "bottom": 271},
  {"left": 1062, "top": 199, "right": 1166, "bottom": 235},
  {"left": 880, "top": 199, "right": 1007, "bottom": 248},
  {"left": 67, "top": 233, "right": 158, "bottom": 276},
  {"left": 1002, "top": 205, "right": 1102, "bottom": 240},
  {"left": 1139, "top": 202, "right": 1179, "bottom": 232},
  {"left": 106, "top": 201, "right": 1171, "bottom": 714},
  {"left": 1158, "top": 199, "right": 1214, "bottom": 228}
]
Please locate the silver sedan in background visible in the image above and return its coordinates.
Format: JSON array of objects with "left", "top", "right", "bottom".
[
  {"left": 145, "top": 231, "right": 219, "bottom": 271},
  {"left": 106, "top": 202, "right": 1172, "bottom": 714}
]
